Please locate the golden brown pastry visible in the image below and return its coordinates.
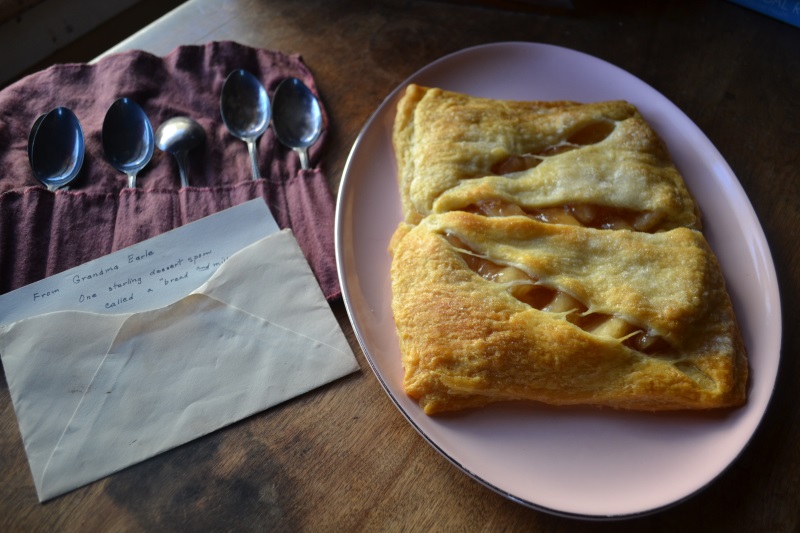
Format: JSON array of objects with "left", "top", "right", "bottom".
[
  {"left": 390, "top": 212, "right": 747, "bottom": 414},
  {"left": 389, "top": 85, "right": 747, "bottom": 414},
  {"left": 393, "top": 84, "right": 700, "bottom": 230}
]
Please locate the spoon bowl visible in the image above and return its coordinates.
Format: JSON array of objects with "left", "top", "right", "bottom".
[
  {"left": 272, "top": 77, "right": 322, "bottom": 170},
  {"left": 29, "top": 107, "right": 85, "bottom": 191},
  {"left": 102, "top": 98, "right": 155, "bottom": 188},
  {"left": 155, "top": 116, "right": 205, "bottom": 188},
  {"left": 220, "top": 69, "right": 270, "bottom": 180}
]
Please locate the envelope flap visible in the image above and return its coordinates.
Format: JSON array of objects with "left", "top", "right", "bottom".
[{"left": 195, "top": 229, "right": 352, "bottom": 355}]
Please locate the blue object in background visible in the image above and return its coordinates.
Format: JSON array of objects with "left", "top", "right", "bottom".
[{"left": 729, "top": 0, "right": 800, "bottom": 28}]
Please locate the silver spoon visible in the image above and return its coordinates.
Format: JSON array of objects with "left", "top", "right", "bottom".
[
  {"left": 272, "top": 77, "right": 322, "bottom": 170},
  {"left": 29, "top": 107, "right": 85, "bottom": 191},
  {"left": 155, "top": 117, "right": 205, "bottom": 188},
  {"left": 102, "top": 98, "right": 155, "bottom": 188},
  {"left": 220, "top": 69, "right": 270, "bottom": 180}
]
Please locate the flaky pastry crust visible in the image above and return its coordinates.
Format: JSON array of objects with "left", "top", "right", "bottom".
[
  {"left": 390, "top": 213, "right": 747, "bottom": 414},
  {"left": 393, "top": 84, "right": 700, "bottom": 229}
]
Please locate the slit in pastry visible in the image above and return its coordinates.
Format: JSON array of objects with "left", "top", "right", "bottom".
[
  {"left": 464, "top": 200, "right": 667, "bottom": 232},
  {"left": 443, "top": 232, "right": 672, "bottom": 357}
]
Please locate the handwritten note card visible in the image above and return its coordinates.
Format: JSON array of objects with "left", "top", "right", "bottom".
[{"left": 0, "top": 199, "right": 279, "bottom": 326}]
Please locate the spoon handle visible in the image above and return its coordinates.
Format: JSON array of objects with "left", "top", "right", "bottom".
[
  {"left": 296, "top": 147, "right": 310, "bottom": 170},
  {"left": 174, "top": 151, "right": 190, "bottom": 188},
  {"left": 247, "top": 140, "right": 260, "bottom": 180},
  {"left": 127, "top": 172, "right": 137, "bottom": 189}
]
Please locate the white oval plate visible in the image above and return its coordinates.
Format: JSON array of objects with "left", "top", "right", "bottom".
[{"left": 334, "top": 42, "right": 781, "bottom": 519}]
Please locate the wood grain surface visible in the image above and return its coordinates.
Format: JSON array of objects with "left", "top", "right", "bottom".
[{"left": 2, "top": 0, "right": 798, "bottom": 531}]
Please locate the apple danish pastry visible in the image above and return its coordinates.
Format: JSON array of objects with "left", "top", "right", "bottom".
[{"left": 389, "top": 85, "right": 747, "bottom": 414}]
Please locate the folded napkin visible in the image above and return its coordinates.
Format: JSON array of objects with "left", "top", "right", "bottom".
[
  {"left": 0, "top": 41, "right": 339, "bottom": 300},
  {"left": 0, "top": 218, "right": 358, "bottom": 501}
]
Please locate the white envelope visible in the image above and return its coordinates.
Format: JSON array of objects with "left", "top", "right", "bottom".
[{"left": 0, "top": 229, "right": 358, "bottom": 501}]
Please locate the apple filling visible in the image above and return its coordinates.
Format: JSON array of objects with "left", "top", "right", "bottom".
[
  {"left": 444, "top": 233, "right": 671, "bottom": 356},
  {"left": 464, "top": 199, "right": 666, "bottom": 232},
  {"left": 491, "top": 119, "right": 616, "bottom": 175}
]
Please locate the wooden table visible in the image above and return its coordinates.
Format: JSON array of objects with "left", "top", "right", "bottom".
[{"left": 2, "top": 1, "right": 798, "bottom": 530}]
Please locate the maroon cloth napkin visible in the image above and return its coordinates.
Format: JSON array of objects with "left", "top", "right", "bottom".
[{"left": 0, "top": 41, "right": 339, "bottom": 300}]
